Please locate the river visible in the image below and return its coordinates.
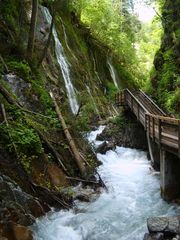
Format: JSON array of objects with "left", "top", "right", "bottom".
[{"left": 32, "top": 126, "right": 179, "bottom": 240}]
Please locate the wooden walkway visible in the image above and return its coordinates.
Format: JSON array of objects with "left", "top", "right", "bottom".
[{"left": 115, "top": 89, "right": 180, "bottom": 157}]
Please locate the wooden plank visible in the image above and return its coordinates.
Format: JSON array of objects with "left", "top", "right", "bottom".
[
  {"left": 161, "top": 131, "right": 178, "bottom": 141},
  {"left": 139, "top": 89, "right": 166, "bottom": 116},
  {"left": 161, "top": 138, "right": 178, "bottom": 149},
  {"left": 127, "top": 89, "right": 148, "bottom": 113},
  {"left": 146, "top": 113, "right": 179, "bottom": 125}
]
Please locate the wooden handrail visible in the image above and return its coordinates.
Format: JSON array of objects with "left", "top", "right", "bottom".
[
  {"left": 125, "top": 89, "right": 148, "bottom": 113},
  {"left": 139, "top": 89, "right": 167, "bottom": 116},
  {"left": 146, "top": 113, "right": 180, "bottom": 126},
  {"left": 115, "top": 89, "right": 180, "bottom": 156}
]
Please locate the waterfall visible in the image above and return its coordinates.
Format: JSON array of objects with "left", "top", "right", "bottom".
[
  {"left": 60, "top": 17, "right": 79, "bottom": 63},
  {"left": 107, "top": 59, "right": 119, "bottom": 89},
  {"left": 92, "top": 54, "right": 102, "bottom": 85},
  {"left": 42, "top": 7, "right": 79, "bottom": 115}
]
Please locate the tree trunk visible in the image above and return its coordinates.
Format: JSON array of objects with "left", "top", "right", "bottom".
[
  {"left": 37, "top": 11, "right": 54, "bottom": 68},
  {"left": 26, "top": 0, "right": 38, "bottom": 62},
  {"left": 50, "top": 91, "right": 87, "bottom": 177},
  {"left": 0, "top": 55, "right": 9, "bottom": 73}
]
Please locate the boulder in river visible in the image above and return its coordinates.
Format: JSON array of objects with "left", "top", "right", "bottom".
[
  {"left": 145, "top": 216, "right": 180, "bottom": 239},
  {"left": 96, "top": 141, "right": 116, "bottom": 154}
]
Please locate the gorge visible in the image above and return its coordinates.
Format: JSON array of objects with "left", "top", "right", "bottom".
[{"left": 0, "top": 0, "right": 179, "bottom": 239}]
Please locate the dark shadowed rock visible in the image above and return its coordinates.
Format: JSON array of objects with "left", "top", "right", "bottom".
[
  {"left": 47, "top": 164, "right": 68, "bottom": 187},
  {"left": 146, "top": 216, "right": 180, "bottom": 239},
  {"left": 4, "top": 222, "right": 33, "bottom": 240},
  {"left": 0, "top": 173, "right": 49, "bottom": 239},
  {"left": 96, "top": 141, "right": 116, "bottom": 154},
  {"left": 96, "top": 111, "right": 148, "bottom": 151},
  {"left": 144, "top": 233, "right": 164, "bottom": 240}
]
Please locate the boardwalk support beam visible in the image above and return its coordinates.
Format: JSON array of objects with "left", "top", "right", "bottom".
[{"left": 160, "top": 149, "right": 180, "bottom": 200}]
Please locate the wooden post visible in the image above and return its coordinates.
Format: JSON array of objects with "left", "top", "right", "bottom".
[
  {"left": 158, "top": 118, "right": 162, "bottom": 147},
  {"left": 148, "top": 115, "right": 151, "bottom": 137},
  {"left": 145, "top": 114, "right": 147, "bottom": 131},
  {"left": 131, "top": 96, "right": 133, "bottom": 110},
  {"left": 152, "top": 116, "right": 155, "bottom": 141}
]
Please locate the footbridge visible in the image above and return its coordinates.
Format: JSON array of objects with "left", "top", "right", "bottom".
[{"left": 115, "top": 89, "right": 180, "bottom": 200}]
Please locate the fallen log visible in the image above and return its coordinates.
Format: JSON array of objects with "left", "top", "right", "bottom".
[
  {"left": 50, "top": 91, "right": 87, "bottom": 177},
  {"left": 0, "top": 55, "right": 9, "bottom": 73}
]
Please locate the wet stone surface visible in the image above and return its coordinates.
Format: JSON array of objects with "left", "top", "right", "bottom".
[{"left": 145, "top": 216, "right": 180, "bottom": 240}]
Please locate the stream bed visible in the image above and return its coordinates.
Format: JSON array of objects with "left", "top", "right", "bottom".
[{"left": 32, "top": 126, "right": 179, "bottom": 240}]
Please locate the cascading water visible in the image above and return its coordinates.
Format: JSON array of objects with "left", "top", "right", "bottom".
[
  {"left": 60, "top": 17, "right": 79, "bottom": 63},
  {"left": 107, "top": 59, "right": 119, "bottom": 89},
  {"left": 42, "top": 7, "right": 79, "bottom": 115},
  {"left": 32, "top": 126, "right": 179, "bottom": 240},
  {"left": 92, "top": 55, "right": 102, "bottom": 85}
]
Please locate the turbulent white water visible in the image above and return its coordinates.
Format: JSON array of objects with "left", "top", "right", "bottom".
[
  {"left": 32, "top": 126, "right": 179, "bottom": 240},
  {"left": 42, "top": 7, "right": 79, "bottom": 115},
  {"left": 107, "top": 59, "right": 119, "bottom": 89}
]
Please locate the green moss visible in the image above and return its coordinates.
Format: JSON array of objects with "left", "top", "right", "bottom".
[
  {"left": 175, "top": 29, "right": 180, "bottom": 39},
  {"left": 8, "top": 60, "right": 31, "bottom": 81}
]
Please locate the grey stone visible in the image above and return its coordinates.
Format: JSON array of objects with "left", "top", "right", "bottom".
[
  {"left": 147, "top": 217, "right": 168, "bottom": 232},
  {"left": 168, "top": 217, "right": 180, "bottom": 234},
  {"left": 96, "top": 141, "right": 115, "bottom": 154}
]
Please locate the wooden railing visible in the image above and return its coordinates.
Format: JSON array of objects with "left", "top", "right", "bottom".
[{"left": 115, "top": 89, "right": 180, "bottom": 157}]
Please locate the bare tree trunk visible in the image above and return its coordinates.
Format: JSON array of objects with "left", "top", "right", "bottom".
[
  {"left": 50, "top": 91, "right": 87, "bottom": 177},
  {"left": 1, "top": 104, "right": 19, "bottom": 159},
  {"left": 26, "top": 0, "right": 38, "bottom": 62},
  {"left": 0, "top": 84, "right": 20, "bottom": 107},
  {"left": 0, "top": 55, "right": 9, "bottom": 73},
  {"left": 37, "top": 11, "right": 54, "bottom": 68}
]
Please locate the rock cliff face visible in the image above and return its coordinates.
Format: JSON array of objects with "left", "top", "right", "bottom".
[{"left": 151, "top": 0, "right": 180, "bottom": 115}]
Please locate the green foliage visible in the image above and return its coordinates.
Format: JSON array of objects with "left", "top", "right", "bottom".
[
  {"left": 137, "top": 17, "right": 163, "bottom": 86},
  {"left": 7, "top": 123, "right": 42, "bottom": 154},
  {"left": 0, "top": 105, "right": 43, "bottom": 158},
  {"left": 70, "top": 0, "right": 144, "bottom": 87},
  {"left": 148, "top": 0, "right": 180, "bottom": 115},
  {"left": 164, "top": 89, "right": 180, "bottom": 115},
  {"left": 175, "top": 29, "right": 180, "bottom": 39},
  {"left": 107, "top": 82, "right": 118, "bottom": 102},
  {"left": 19, "top": 154, "right": 38, "bottom": 174},
  {"left": 0, "top": 0, "right": 18, "bottom": 30},
  {"left": 8, "top": 61, "right": 31, "bottom": 81}
]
